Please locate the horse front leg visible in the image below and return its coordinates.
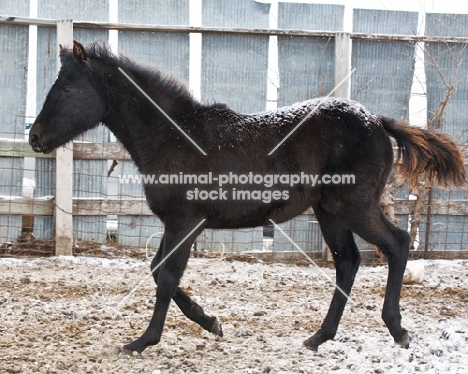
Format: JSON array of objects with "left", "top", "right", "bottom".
[{"left": 122, "top": 220, "right": 205, "bottom": 353}]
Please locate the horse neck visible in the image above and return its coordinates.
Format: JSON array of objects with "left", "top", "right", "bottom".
[{"left": 98, "top": 62, "right": 198, "bottom": 168}]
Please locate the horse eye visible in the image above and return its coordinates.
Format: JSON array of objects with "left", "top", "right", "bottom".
[{"left": 63, "top": 85, "right": 72, "bottom": 92}]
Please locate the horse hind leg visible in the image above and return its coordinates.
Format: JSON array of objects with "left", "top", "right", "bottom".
[
  {"left": 338, "top": 205, "right": 411, "bottom": 348},
  {"left": 304, "top": 203, "right": 361, "bottom": 351},
  {"left": 370, "top": 213, "right": 410, "bottom": 347}
]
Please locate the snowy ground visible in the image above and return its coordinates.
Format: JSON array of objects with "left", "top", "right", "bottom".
[{"left": 0, "top": 255, "right": 467, "bottom": 373}]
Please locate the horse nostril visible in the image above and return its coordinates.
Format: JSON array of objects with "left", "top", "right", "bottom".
[{"left": 29, "top": 133, "right": 39, "bottom": 146}]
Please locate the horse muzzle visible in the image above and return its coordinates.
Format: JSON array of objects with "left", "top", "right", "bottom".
[{"left": 29, "top": 132, "right": 50, "bottom": 153}]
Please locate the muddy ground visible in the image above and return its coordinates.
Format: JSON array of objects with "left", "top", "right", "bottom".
[{"left": 0, "top": 255, "right": 467, "bottom": 373}]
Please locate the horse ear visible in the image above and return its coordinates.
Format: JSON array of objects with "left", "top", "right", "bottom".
[
  {"left": 73, "top": 40, "right": 88, "bottom": 63},
  {"left": 59, "top": 44, "right": 70, "bottom": 65}
]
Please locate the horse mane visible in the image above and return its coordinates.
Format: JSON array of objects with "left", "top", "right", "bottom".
[{"left": 84, "top": 42, "right": 193, "bottom": 104}]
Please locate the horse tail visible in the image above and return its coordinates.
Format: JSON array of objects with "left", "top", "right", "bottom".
[{"left": 380, "top": 116, "right": 467, "bottom": 188}]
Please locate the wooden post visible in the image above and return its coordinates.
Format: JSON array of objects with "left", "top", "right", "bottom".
[
  {"left": 334, "top": 32, "right": 351, "bottom": 99},
  {"left": 55, "top": 19, "right": 74, "bottom": 256},
  {"left": 323, "top": 32, "right": 352, "bottom": 262}
]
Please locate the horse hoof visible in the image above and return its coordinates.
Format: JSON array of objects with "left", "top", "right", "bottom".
[
  {"left": 303, "top": 342, "right": 319, "bottom": 352},
  {"left": 211, "top": 317, "right": 224, "bottom": 337},
  {"left": 118, "top": 346, "right": 144, "bottom": 359},
  {"left": 303, "top": 336, "right": 320, "bottom": 352},
  {"left": 303, "top": 329, "right": 334, "bottom": 351},
  {"left": 395, "top": 330, "right": 410, "bottom": 349}
]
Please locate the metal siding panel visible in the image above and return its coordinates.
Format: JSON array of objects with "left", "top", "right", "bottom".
[
  {"left": 202, "top": 0, "right": 270, "bottom": 28},
  {"left": 350, "top": 10, "right": 417, "bottom": 119},
  {"left": 410, "top": 8, "right": 467, "bottom": 251},
  {"left": 33, "top": 27, "right": 69, "bottom": 218},
  {"left": 353, "top": 234, "right": 373, "bottom": 251},
  {"left": 201, "top": 34, "right": 269, "bottom": 113},
  {"left": 73, "top": 126, "right": 108, "bottom": 243},
  {"left": 277, "top": 4, "right": 342, "bottom": 107},
  {"left": 273, "top": 214, "right": 322, "bottom": 253},
  {"left": 425, "top": 48, "right": 468, "bottom": 138},
  {"left": 37, "top": 0, "right": 109, "bottom": 21},
  {"left": 117, "top": 162, "right": 144, "bottom": 198},
  {"left": 419, "top": 214, "right": 468, "bottom": 252},
  {"left": 119, "top": 0, "right": 189, "bottom": 25},
  {"left": 118, "top": 31, "right": 190, "bottom": 81},
  {"left": 424, "top": 41, "right": 468, "bottom": 140},
  {"left": 0, "top": 0, "right": 30, "bottom": 16},
  {"left": 33, "top": 157, "right": 55, "bottom": 239},
  {"left": 232, "top": 228, "right": 263, "bottom": 252},
  {"left": 73, "top": 215, "right": 107, "bottom": 243},
  {"left": 394, "top": 183, "right": 410, "bottom": 200},
  {"left": 72, "top": 28, "right": 109, "bottom": 244},
  {"left": 201, "top": 0, "right": 269, "bottom": 114},
  {"left": 278, "top": 3, "right": 344, "bottom": 31},
  {"left": 277, "top": 36, "right": 334, "bottom": 106},
  {"left": 35, "top": 0, "right": 109, "bottom": 105},
  {"left": 0, "top": 25, "right": 28, "bottom": 137},
  {"left": 116, "top": 162, "right": 145, "bottom": 245},
  {"left": 351, "top": 40, "right": 415, "bottom": 118},
  {"left": 350, "top": 10, "right": 417, "bottom": 118},
  {"left": 353, "top": 9, "right": 418, "bottom": 35},
  {"left": 197, "top": 227, "right": 263, "bottom": 252},
  {"left": 425, "top": 13, "right": 468, "bottom": 38},
  {"left": 118, "top": 216, "right": 164, "bottom": 248},
  {"left": 0, "top": 24, "right": 28, "bottom": 242}
]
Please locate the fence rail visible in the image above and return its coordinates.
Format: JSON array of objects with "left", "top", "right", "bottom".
[{"left": 2, "top": 15, "right": 468, "bottom": 44}]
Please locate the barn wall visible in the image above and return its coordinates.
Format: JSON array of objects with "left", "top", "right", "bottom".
[
  {"left": 0, "top": 1, "right": 29, "bottom": 242},
  {"left": 421, "top": 13, "right": 468, "bottom": 251}
]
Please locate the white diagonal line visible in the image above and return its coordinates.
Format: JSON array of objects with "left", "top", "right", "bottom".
[
  {"left": 269, "top": 219, "right": 350, "bottom": 301},
  {"left": 268, "top": 68, "right": 356, "bottom": 156},
  {"left": 115, "top": 218, "right": 206, "bottom": 310},
  {"left": 118, "top": 67, "right": 207, "bottom": 156}
]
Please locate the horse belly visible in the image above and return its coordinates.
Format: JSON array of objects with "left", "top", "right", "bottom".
[{"left": 203, "top": 186, "right": 317, "bottom": 229}]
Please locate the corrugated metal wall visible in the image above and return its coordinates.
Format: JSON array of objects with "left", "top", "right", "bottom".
[
  {"left": 277, "top": 3, "right": 342, "bottom": 106},
  {"left": 1, "top": 2, "right": 467, "bottom": 254},
  {"left": 421, "top": 13, "right": 468, "bottom": 251},
  {"left": 351, "top": 9, "right": 418, "bottom": 119},
  {"left": 201, "top": 0, "right": 269, "bottom": 113},
  {"left": 0, "top": 0, "right": 29, "bottom": 243}
]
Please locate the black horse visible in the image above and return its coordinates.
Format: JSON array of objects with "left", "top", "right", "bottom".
[{"left": 29, "top": 41, "right": 467, "bottom": 354}]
